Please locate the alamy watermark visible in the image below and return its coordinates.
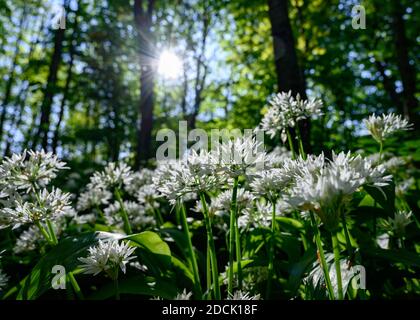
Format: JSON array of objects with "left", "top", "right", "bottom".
[
  {"left": 155, "top": 120, "right": 266, "bottom": 169},
  {"left": 352, "top": 5, "right": 366, "bottom": 29},
  {"left": 50, "top": 5, "right": 66, "bottom": 30}
]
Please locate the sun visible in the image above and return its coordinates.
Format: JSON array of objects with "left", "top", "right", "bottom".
[{"left": 157, "top": 50, "right": 183, "bottom": 79}]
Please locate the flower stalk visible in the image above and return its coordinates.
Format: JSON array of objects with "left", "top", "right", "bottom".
[
  {"left": 309, "top": 211, "right": 335, "bottom": 300},
  {"left": 228, "top": 177, "right": 239, "bottom": 295},
  {"left": 199, "top": 192, "right": 221, "bottom": 300},
  {"left": 178, "top": 201, "right": 203, "bottom": 298},
  {"left": 331, "top": 231, "right": 344, "bottom": 300}
]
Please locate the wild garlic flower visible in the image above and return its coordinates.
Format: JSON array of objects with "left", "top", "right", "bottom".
[
  {"left": 153, "top": 154, "right": 225, "bottom": 204},
  {"left": 396, "top": 178, "right": 415, "bottom": 197},
  {"left": 381, "top": 211, "right": 412, "bottom": 238},
  {"left": 104, "top": 201, "right": 154, "bottom": 230},
  {"left": 287, "top": 152, "right": 391, "bottom": 230},
  {"left": 14, "top": 225, "right": 46, "bottom": 253},
  {"left": 124, "top": 169, "right": 154, "bottom": 196},
  {"left": 227, "top": 290, "right": 261, "bottom": 300},
  {"left": 265, "top": 146, "right": 292, "bottom": 168},
  {"left": 0, "top": 150, "right": 68, "bottom": 193},
  {"left": 76, "top": 182, "right": 112, "bottom": 211},
  {"left": 1, "top": 188, "right": 72, "bottom": 228},
  {"left": 91, "top": 162, "right": 134, "bottom": 190},
  {"left": 136, "top": 184, "right": 160, "bottom": 209},
  {"left": 250, "top": 168, "right": 291, "bottom": 202},
  {"left": 260, "top": 91, "right": 323, "bottom": 142},
  {"left": 212, "top": 136, "right": 267, "bottom": 178},
  {"left": 212, "top": 188, "right": 254, "bottom": 215},
  {"left": 78, "top": 240, "right": 136, "bottom": 279},
  {"left": 0, "top": 268, "right": 9, "bottom": 291},
  {"left": 174, "top": 289, "right": 193, "bottom": 300},
  {"left": 364, "top": 113, "right": 412, "bottom": 143}
]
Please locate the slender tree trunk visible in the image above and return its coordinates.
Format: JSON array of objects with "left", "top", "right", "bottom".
[
  {"left": 391, "top": 1, "right": 417, "bottom": 124},
  {"left": 134, "top": 0, "right": 156, "bottom": 168},
  {"left": 33, "top": 0, "right": 69, "bottom": 150},
  {"left": 52, "top": 6, "right": 79, "bottom": 153},
  {"left": 267, "top": 0, "right": 310, "bottom": 151},
  {"left": 0, "top": 6, "right": 27, "bottom": 145}
]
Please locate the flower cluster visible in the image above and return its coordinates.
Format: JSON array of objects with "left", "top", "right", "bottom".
[
  {"left": 0, "top": 151, "right": 71, "bottom": 229},
  {"left": 78, "top": 240, "right": 136, "bottom": 279},
  {"left": 364, "top": 113, "right": 412, "bottom": 143},
  {"left": 286, "top": 152, "right": 391, "bottom": 230},
  {"left": 259, "top": 91, "right": 323, "bottom": 142}
]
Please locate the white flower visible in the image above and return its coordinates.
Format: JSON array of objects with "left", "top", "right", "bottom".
[
  {"left": 265, "top": 146, "right": 292, "bottom": 168},
  {"left": 174, "top": 289, "right": 193, "bottom": 300},
  {"left": 91, "top": 162, "right": 134, "bottom": 190},
  {"left": 227, "top": 290, "right": 261, "bottom": 300},
  {"left": 250, "top": 168, "right": 291, "bottom": 202},
  {"left": 77, "top": 182, "right": 112, "bottom": 211},
  {"left": 136, "top": 184, "right": 160, "bottom": 209},
  {"left": 260, "top": 91, "right": 322, "bottom": 142},
  {"left": 14, "top": 225, "right": 44, "bottom": 253},
  {"left": 0, "top": 149, "right": 67, "bottom": 193},
  {"left": 364, "top": 113, "right": 412, "bottom": 143},
  {"left": 212, "top": 136, "right": 267, "bottom": 178},
  {"left": 104, "top": 201, "right": 154, "bottom": 230},
  {"left": 287, "top": 152, "right": 391, "bottom": 230},
  {"left": 153, "top": 154, "right": 224, "bottom": 204},
  {"left": 212, "top": 188, "right": 254, "bottom": 215},
  {"left": 73, "top": 213, "right": 97, "bottom": 225},
  {"left": 78, "top": 240, "right": 136, "bottom": 279},
  {"left": 381, "top": 211, "right": 412, "bottom": 238},
  {"left": 1, "top": 187, "right": 72, "bottom": 228},
  {"left": 0, "top": 268, "right": 9, "bottom": 291},
  {"left": 396, "top": 178, "right": 415, "bottom": 196},
  {"left": 124, "top": 169, "right": 154, "bottom": 195}
]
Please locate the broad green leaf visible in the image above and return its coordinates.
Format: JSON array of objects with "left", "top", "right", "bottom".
[
  {"left": 89, "top": 275, "right": 178, "bottom": 300},
  {"left": 5, "top": 232, "right": 120, "bottom": 300},
  {"left": 364, "top": 181, "right": 395, "bottom": 215}
]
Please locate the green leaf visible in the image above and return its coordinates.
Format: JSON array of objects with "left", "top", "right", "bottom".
[
  {"left": 89, "top": 275, "right": 178, "bottom": 300},
  {"left": 124, "top": 231, "right": 172, "bottom": 271},
  {"left": 5, "top": 232, "right": 120, "bottom": 300},
  {"left": 364, "top": 181, "right": 395, "bottom": 215},
  {"left": 276, "top": 217, "right": 304, "bottom": 231}
]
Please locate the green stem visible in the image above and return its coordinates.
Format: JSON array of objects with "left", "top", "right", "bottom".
[
  {"left": 331, "top": 231, "right": 344, "bottom": 300},
  {"left": 151, "top": 205, "right": 164, "bottom": 227},
  {"left": 228, "top": 177, "right": 239, "bottom": 295},
  {"left": 309, "top": 212, "right": 335, "bottom": 300},
  {"left": 178, "top": 201, "right": 202, "bottom": 298},
  {"left": 286, "top": 129, "right": 296, "bottom": 160},
  {"left": 199, "top": 192, "right": 221, "bottom": 300},
  {"left": 206, "top": 247, "right": 212, "bottom": 299},
  {"left": 235, "top": 218, "right": 242, "bottom": 290},
  {"left": 114, "top": 268, "right": 120, "bottom": 300},
  {"left": 295, "top": 125, "right": 307, "bottom": 159},
  {"left": 115, "top": 188, "right": 132, "bottom": 234},
  {"left": 341, "top": 214, "right": 353, "bottom": 258},
  {"left": 46, "top": 219, "right": 58, "bottom": 245},
  {"left": 35, "top": 220, "right": 54, "bottom": 246},
  {"left": 378, "top": 141, "right": 383, "bottom": 162},
  {"left": 266, "top": 200, "right": 277, "bottom": 298},
  {"left": 68, "top": 272, "right": 84, "bottom": 300}
]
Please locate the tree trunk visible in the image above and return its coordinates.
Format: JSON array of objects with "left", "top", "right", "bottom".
[
  {"left": 134, "top": 0, "right": 156, "bottom": 168},
  {"left": 391, "top": 1, "right": 417, "bottom": 124},
  {"left": 52, "top": 6, "right": 79, "bottom": 153},
  {"left": 33, "top": 0, "right": 69, "bottom": 150},
  {"left": 267, "top": 0, "right": 310, "bottom": 151}
]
